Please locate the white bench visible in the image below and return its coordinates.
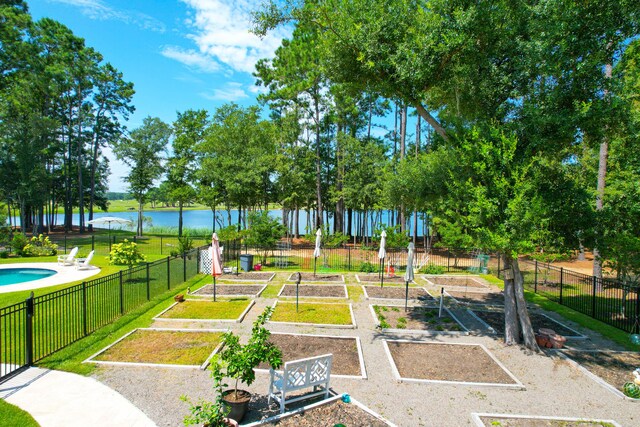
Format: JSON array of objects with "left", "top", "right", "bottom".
[{"left": 268, "top": 353, "right": 333, "bottom": 414}]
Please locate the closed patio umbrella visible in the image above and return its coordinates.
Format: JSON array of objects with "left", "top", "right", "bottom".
[
  {"left": 379, "top": 230, "right": 386, "bottom": 287},
  {"left": 404, "top": 242, "right": 415, "bottom": 311},
  {"left": 87, "top": 216, "right": 133, "bottom": 252},
  {"left": 211, "top": 233, "right": 223, "bottom": 302},
  {"left": 313, "top": 228, "right": 321, "bottom": 277}
]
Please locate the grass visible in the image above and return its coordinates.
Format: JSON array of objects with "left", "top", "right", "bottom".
[
  {"left": 271, "top": 302, "right": 353, "bottom": 325},
  {"left": 92, "top": 329, "right": 222, "bottom": 365},
  {"left": 0, "top": 399, "right": 40, "bottom": 427},
  {"left": 158, "top": 299, "right": 250, "bottom": 320}
]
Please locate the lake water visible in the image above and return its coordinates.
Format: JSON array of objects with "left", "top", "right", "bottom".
[{"left": 14, "top": 209, "right": 429, "bottom": 236}]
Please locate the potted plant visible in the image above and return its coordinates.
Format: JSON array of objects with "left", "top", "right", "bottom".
[
  {"left": 181, "top": 362, "right": 238, "bottom": 427},
  {"left": 214, "top": 307, "right": 282, "bottom": 422}
]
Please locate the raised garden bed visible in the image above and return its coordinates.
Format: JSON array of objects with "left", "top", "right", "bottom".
[
  {"left": 423, "top": 275, "right": 489, "bottom": 289},
  {"left": 287, "top": 273, "right": 345, "bottom": 283},
  {"left": 356, "top": 274, "right": 411, "bottom": 284},
  {"left": 221, "top": 272, "right": 275, "bottom": 281},
  {"left": 363, "top": 285, "right": 431, "bottom": 300},
  {"left": 278, "top": 284, "right": 348, "bottom": 299},
  {"left": 154, "top": 299, "right": 253, "bottom": 322},
  {"left": 269, "top": 301, "right": 355, "bottom": 328},
  {"left": 191, "top": 284, "right": 266, "bottom": 297},
  {"left": 371, "top": 305, "right": 466, "bottom": 334},
  {"left": 470, "top": 310, "right": 585, "bottom": 338},
  {"left": 559, "top": 350, "right": 640, "bottom": 401},
  {"left": 472, "top": 413, "right": 622, "bottom": 427},
  {"left": 441, "top": 290, "right": 505, "bottom": 306},
  {"left": 86, "top": 328, "right": 223, "bottom": 368},
  {"left": 383, "top": 340, "right": 523, "bottom": 388},
  {"left": 258, "top": 333, "right": 366, "bottom": 377}
]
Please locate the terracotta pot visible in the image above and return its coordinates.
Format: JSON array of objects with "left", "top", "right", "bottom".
[
  {"left": 535, "top": 333, "right": 550, "bottom": 348},
  {"left": 222, "top": 389, "right": 251, "bottom": 423},
  {"left": 549, "top": 334, "right": 567, "bottom": 349},
  {"left": 174, "top": 294, "right": 185, "bottom": 302},
  {"left": 538, "top": 328, "right": 556, "bottom": 336}
]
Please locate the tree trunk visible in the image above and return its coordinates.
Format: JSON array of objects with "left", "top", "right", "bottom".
[
  {"left": 347, "top": 208, "right": 352, "bottom": 237},
  {"left": 137, "top": 198, "right": 143, "bottom": 236},
  {"left": 413, "top": 103, "right": 448, "bottom": 141},
  {"left": 502, "top": 254, "right": 538, "bottom": 351},
  {"left": 178, "top": 200, "right": 183, "bottom": 237},
  {"left": 314, "top": 96, "right": 323, "bottom": 230},
  {"left": 294, "top": 207, "right": 299, "bottom": 238},
  {"left": 399, "top": 106, "right": 407, "bottom": 232}
]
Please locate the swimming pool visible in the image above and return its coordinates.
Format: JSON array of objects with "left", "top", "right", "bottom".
[{"left": 0, "top": 268, "right": 57, "bottom": 286}]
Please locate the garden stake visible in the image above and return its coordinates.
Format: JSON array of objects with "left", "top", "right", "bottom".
[
  {"left": 439, "top": 287, "right": 444, "bottom": 318},
  {"left": 296, "top": 272, "right": 301, "bottom": 312},
  {"left": 405, "top": 280, "right": 409, "bottom": 312},
  {"left": 213, "top": 276, "right": 216, "bottom": 302},
  {"left": 380, "top": 257, "right": 385, "bottom": 288}
]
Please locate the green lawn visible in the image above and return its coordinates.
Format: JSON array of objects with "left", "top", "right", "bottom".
[
  {"left": 0, "top": 400, "right": 39, "bottom": 427},
  {"left": 271, "top": 302, "right": 353, "bottom": 325},
  {"left": 157, "top": 299, "right": 251, "bottom": 320}
]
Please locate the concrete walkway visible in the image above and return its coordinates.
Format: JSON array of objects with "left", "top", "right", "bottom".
[{"left": 1, "top": 367, "right": 155, "bottom": 427}]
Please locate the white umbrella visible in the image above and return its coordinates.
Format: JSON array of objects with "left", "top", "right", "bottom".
[
  {"left": 404, "top": 242, "right": 415, "bottom": 311},
  {"left": 87, "top": 216, "right": 133, "bottom": 252},
  {"left": 378, "top": 230, "right": 387, "bottom": 287},
  {"left": 313, "top": 228, "right": 321, "bottom": 277},
  {"left": 211, "top": 233, "right": 223, "bottom": 301}
]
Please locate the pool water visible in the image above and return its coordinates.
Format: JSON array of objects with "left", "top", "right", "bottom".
[{"left": 0, "top": 268, "right": 57, "bottom": 286}]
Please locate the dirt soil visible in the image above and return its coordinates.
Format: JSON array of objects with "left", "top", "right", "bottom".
[
  {"left": 192, "top": 284, "right": 263, "bottom": 296},
  {"left": 357, "top": 274, "right": 409, "bottom": 283},
  {"left": 386, "top": 341, "right": 517, "bottom": 384},
  {"left": 221, "top": 272, "right": 273, "bottom": 281},
  {"left": 561, "top": 350, "right": 640, "bottom": 392},
  {"left": 261, "top": 334, "right": 362, "bottom": 376},
  {"left": 479, "top": 416, "right": 615, "bottom": 426},
  {"left": 473, "top": 310, "right": 581, "bottom": 337},
  {"left": 364, "top": 285, "right": 431, "bottom": 300},
  {"left": 279, "top": 285, "right": 346, "bottom": 298},
  {"left": 446, "top": 291, "right": 504, "bottom": 305},
  {"left": 374, "top": 305, "right": 463, "bottom": 331},
  {"left": 425, "top": 276, "right": 489, "bottom": 288},
  {"left": 288, "top": 273, "right": 344, "bottom": 282},
  {"left": 260, "top": 399, "right": 389, "bottom": 427}
]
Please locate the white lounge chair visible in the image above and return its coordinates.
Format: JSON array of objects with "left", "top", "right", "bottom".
[
  {"left": 58, "top": 247, "right": 79, "bottom": 266},
  {"left": 75, "top": 250, "right": 95, "bottom": 270}
]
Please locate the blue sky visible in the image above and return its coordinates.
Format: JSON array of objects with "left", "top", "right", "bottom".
[{"left": 28, "top": 0, "right": 291, "bottom": 191}]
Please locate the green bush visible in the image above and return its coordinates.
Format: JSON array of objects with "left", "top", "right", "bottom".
[
  {"left": 324, "top": 231, "right": 349, "bottom": 248},
  {"left": 11, "top": 234, "right": 28, "bottom": 255},
  {"left": 22, "top": 234, "right": 58, "bottom": 256},
  {"left": 177, "top": 234, "right": 194, "bottom": 253},
  {"left": 109, "top": 239, "right": 146, "bottom": 266},
  {"left": 419, "top": 264, "right": 446, "bottom": 274},
  {"left": 359, "top": 262, "right": 377, "bottom": 273},
  {"left": 0, "top": 250, "right": 8, "bottom": 258}
]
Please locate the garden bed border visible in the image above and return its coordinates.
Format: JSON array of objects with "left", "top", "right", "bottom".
[
  {"left": 219, "top": 272, "right": 275, "bottom": 282},
  {"left": 153, "top": 299, "right": 255, "bottom": 323},
  {"left": 189, "top": 283, "right": 267, "bottom": 298},
  {"left": 268, "top": 301, "right": 357, "bottom": 329},
  {"left": 382, "top": 340, "right": 525, "bottom": 389},
  {"left": 361, "top": 285, "right": 433, "bottom": 301},
  {"left": 286, "top": 273, "right": 345, "bottom": 283},
  {"left": 368, "top": 304, "right": 469, "bottom": 335},
  {"left": 354, "top": 274, "right": 415, "bottom": 284},
  {"left": 467, "top": 309, "right": 588, "bottom": 339},
  {"left": 435, "top": 289, "right": 504, "bottom": 306},
  {"left": 83, "top": 327, "right": 225, "bottom": 370},
  {"left": 421, "top": 275, "right": 489, "bottom": 290},
  {"left": 277, "top": 284, "right": 349, "bottom": 299},
  {"left": 470, "top": 412, "right": 623, "bottom": 427}
]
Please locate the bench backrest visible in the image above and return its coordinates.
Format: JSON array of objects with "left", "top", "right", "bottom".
[{"left": 282, "top": 353, "right": 332, "bottom": 391}]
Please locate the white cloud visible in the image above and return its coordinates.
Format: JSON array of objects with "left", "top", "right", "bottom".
[
  {"left": 201, "top": 82, "right": 248, "bottom": 101},
  {"left": 161, "top": 46, "right": 221, "bottom": 73},
  {"left": 248, "top": 84, "right": 267, "bottom": 94},
  {"left": 180, "top": 0, "right": 290, "bottom": 74},
  {"left": 52, "top": 0, "right": 166, "bottom": 33}
]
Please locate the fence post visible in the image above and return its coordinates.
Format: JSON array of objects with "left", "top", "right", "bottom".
[
  {"left": 160, "top": 236, "right": 163, "bottom": 255},
  {"left": 82, "top": 281, "right": 87, "bottom": 336},
  {"left": 167, "top": 256, "right": 171, "bottom": 290},
  {"left": 92, "top": 235, "right": 95, "bottom": 251},
  {"left": 497, "top": 256, "right": 501, "bottom": 279},
  {"left": 64, "top": 235, "right": 67, "bottom": 253},
  {"left": 197, "top": 248, "right": 200, "bottom": 274},
  {"left": 183, "top": 252, "right": 187, "bottom": 282},
  {"left": 348, "top": 246, "right": 351, "bottom": 271},
  {"left": 25, "top": 292, "right": 34, "bottom": 366},
  {"left": 146, "top": 263, "right": 150, "bottom": 301},
  {"left": 559, "top": 267, "right": 564, "bottom": 305},
  {"left": 119, "top": 270, "right": 124, "bottom": 314},
  {"left": 635, "top": 288, "right": 640, "bottom": 335},
  {"left": 534, "top": 260, "right": 538, "bottom": 293},
  {"left": 447, "top": 250, "right": 450, "bottom": 272},
  {"left": 592, "top": 275, "right": 597, "bottom": 317}
]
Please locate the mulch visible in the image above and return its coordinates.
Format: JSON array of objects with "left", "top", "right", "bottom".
[
  {"left": 288, "top": 273, "right": 344, "bottom": 282},
  {"left": 364, "top": 285, "right": 431, "bottom": 300},
  {"left": 374, "top": 305, "right": 464, "bottom": 331},
  {"left": 259, "top": 399, "right": 389, "bottom": 427},
  {"left": 221, "top": 272, "right": 274, "bottom": 281},
  {"left": 561, "top": 350, "right": 640, "bottom": 393},
  {"left": 478, "top": 416, "right": 616, "bottom": 426},
  {"left": 261, "top": 334, "right": 362, "bottom": 376},
  {"left": 445, "top": 291, "right": 504, "bottom": 306},
  {"left": 472, "top": 310, "right": 581, "bottom": 337},
  {"left": 357, "top": 274, "right": 409, "bottom": 283},
  {"left": 424, "top": 276, "right": 488, "bottom": 288},
  {"left": 386, "top": 341, "right": 517, "bottom": 384},
  {"left": 279, "top": 285, "right": 347, "bottom": 298},
  {"left": 191, "top": 284, "right": 264, "bottom": 297}
]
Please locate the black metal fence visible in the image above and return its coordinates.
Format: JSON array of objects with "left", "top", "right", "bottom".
[
  {"left": 502, "top": 259, "right": 640, "bottom": 334},
  {"left": 0, "top": 246, "right": 204, "bottom": 384},
  {"left": 49, "top": 234, "right": 212, "bottom": 257}
]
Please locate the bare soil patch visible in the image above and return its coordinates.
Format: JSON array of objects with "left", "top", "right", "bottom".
[
  {"left": 357, "top": 274, "right": 409, "bottom": 283},
  {"left": 364, "top": 285, "right": 431, "bottom": 300},
  {"left": 221, "top": 272, "right": 274, "bottom": 281},
  {"left": 192, "top": 284, "right": 264, "bottom": 297},
  {"left": 478, "top": 415, "right": 618, "bottom": 426},
  {"left": 373, "top": 305, "right": 464, "bottom": 332},
  {"left": 258, "top": 399, "right": 389, "bottom": 427},
  {"left": 561, "top": 350, "right": 640, "bottom": 394},
  {"left": 472, "top": 310, "right": 581, "bottom": 337},
  {"left": 386, "top": 341, "right": 517, "bottom": 384},
  {"left": 424, "top": 275, "right": 488, "bottom": 288},
  {"left": 288, "top": 273, "right": 344, "bottom": 282},
  {"left": 261, "top": 334, "right": 362, "bottom": 376},
  {"left": 445, "top": 291, "right": 504, "bottom": 305},
  {"left": 279, "top": 284, "right": 347, "bottom": 298}
]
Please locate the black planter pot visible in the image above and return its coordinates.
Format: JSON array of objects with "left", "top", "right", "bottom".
[{"left": 222, "top": 389, "right": 251, "bottom": 423}]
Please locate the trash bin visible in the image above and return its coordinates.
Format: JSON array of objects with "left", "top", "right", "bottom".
[{"left": 239, "top": 254, "right": 254, "bottom": 272}]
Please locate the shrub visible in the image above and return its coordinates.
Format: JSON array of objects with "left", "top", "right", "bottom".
[
  {"left": 0, "top": 250, "right": 8, "bottom": 258},
  {"left": 109, "top": 239, "right": 146, "bottom": 266},
  {"left": 359, "top": 262, "right": 377, "bottom": 273},
  {"left": 324, "top": 231, "right": 349, "bottom": 248},
  {"left": 177, "top": 234, "right": 194, "bottom": 253},
  {"left": 22, "top": 234, "right": 58, "bottom": 256},
  {"left": 419, "top": 264, "right": 446, "bottom": 274},
  {"left": 11, "top": 234, "right": 28, "bottom": 256}
]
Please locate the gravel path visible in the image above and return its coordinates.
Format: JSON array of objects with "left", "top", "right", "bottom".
[{"left": 93, "top": 275, "right": 637, "bottom": 427}]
